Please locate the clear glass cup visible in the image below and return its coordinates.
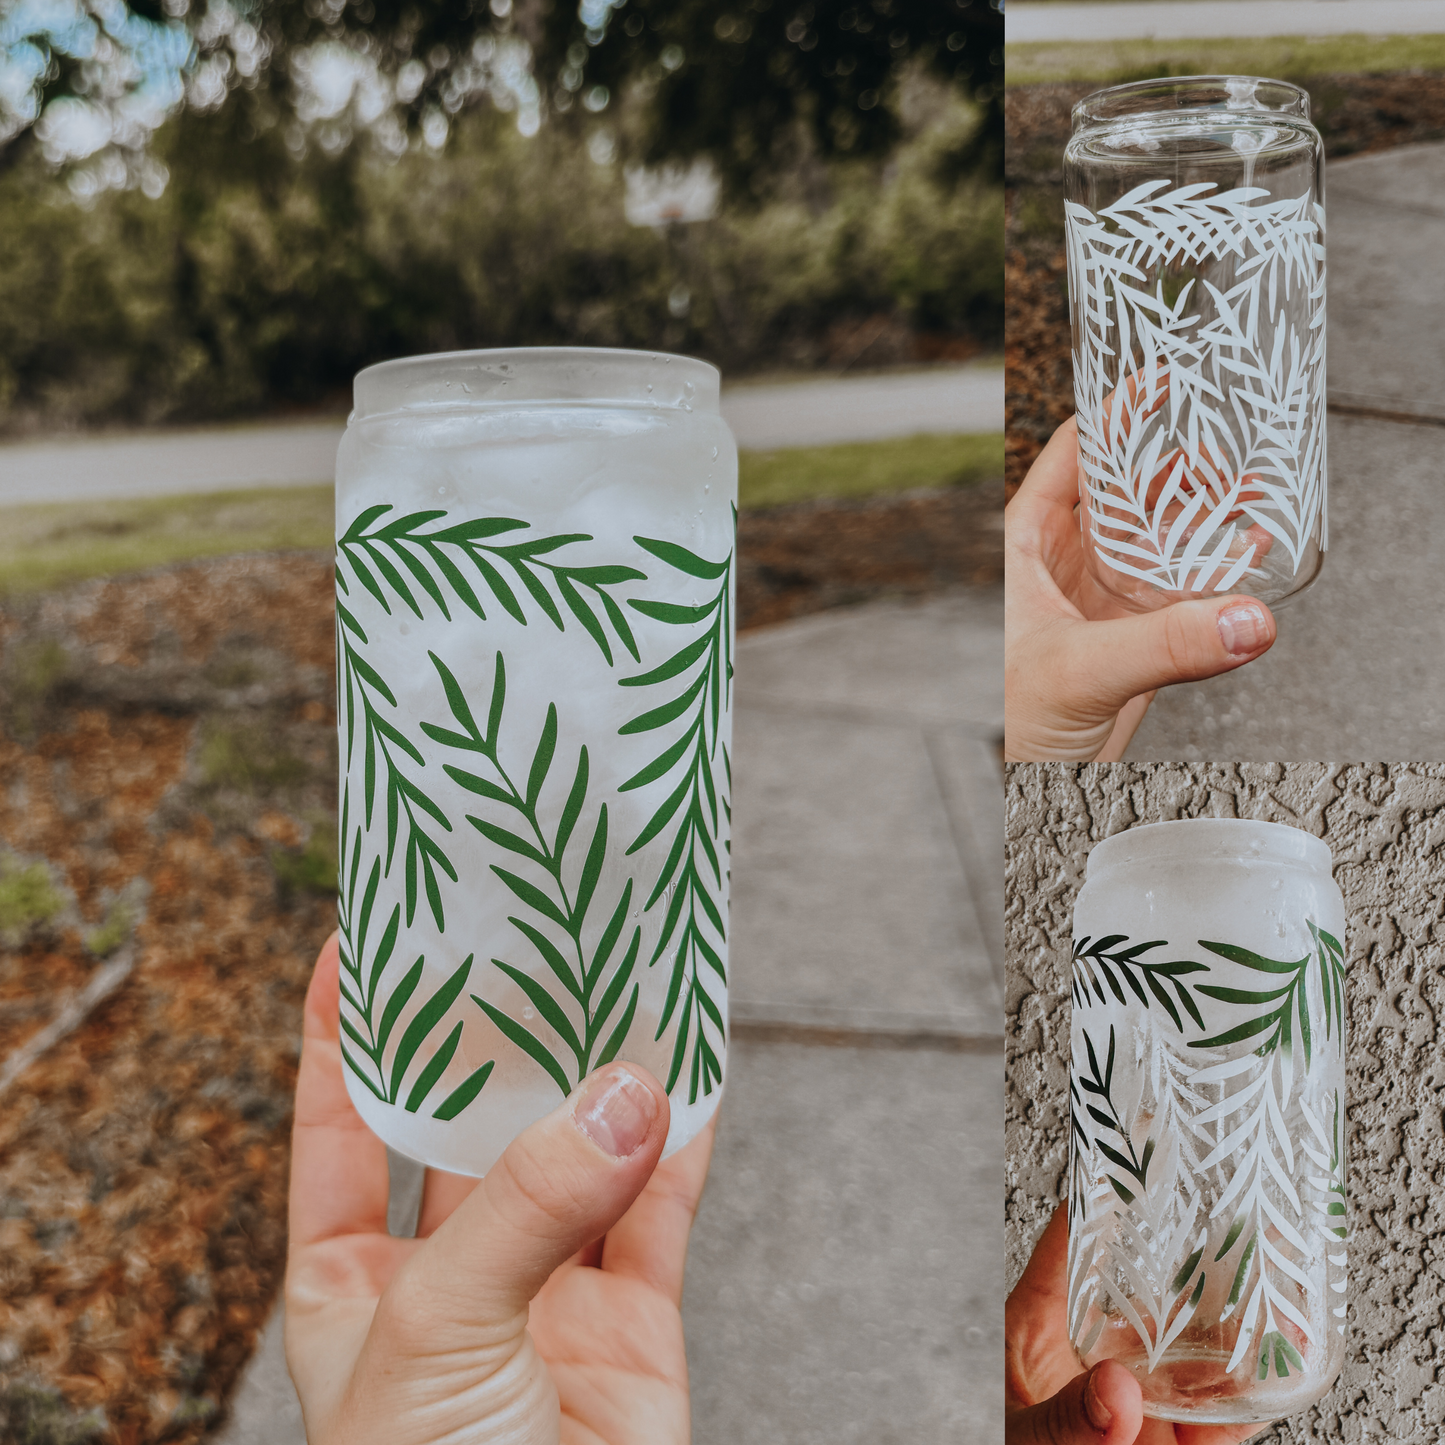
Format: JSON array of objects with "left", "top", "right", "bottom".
[
  {"left": 1069, "top": 819, "right": 1347, "bottom": 1423},
  {"left": 334, "top": 348, "right": 736, "bottom": 1176},
  {"left": 1064, "top": 77, "right": 1326, "bottom": 611}
]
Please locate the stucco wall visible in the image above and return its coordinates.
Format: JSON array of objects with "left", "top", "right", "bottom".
[{"left": 1006, "top": 762, "right": 1445, "bottom": 1442}]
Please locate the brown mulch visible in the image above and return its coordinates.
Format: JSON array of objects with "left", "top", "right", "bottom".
[
  {"left": 1004, "top": 72, "right": 1445, "bottom": 499},
  {"left": 0, "top": 487, "right": 999, "bottom": 1443},
  {"left": 737, "top": 484, "right": 1003, "bottom": 628},
  {"left": 0, "top": 558, "right": 338, "bottom": 1444}
]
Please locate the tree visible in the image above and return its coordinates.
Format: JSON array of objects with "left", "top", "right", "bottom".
[
  {"left": 0, "top": 0, "right": 1000, "bottom": 188},
  {"left": 537, "top": 0, "right": 1003, "bottom": 185}
]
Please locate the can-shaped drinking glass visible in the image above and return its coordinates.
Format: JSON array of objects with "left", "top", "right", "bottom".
[
  {"left": 334, "top": 348, "right": 736, "bottom": 1176},
  {"left": 1068, "top": 819, "right": 1347, "bottom": 1422},
  {"left": 1064, "top": 76, "right": 1326, "bottom": 611}
]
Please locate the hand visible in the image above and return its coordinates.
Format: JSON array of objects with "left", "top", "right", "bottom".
[
  {"left": 284, "top": 933, "right": 715, "bottom": 1445},
  {"left": 1005, "top": 418, "right": 1278, "bottom": 762},
  {"left": 1005, "top": 1206, "right": 1269, "bottom": 1445}
]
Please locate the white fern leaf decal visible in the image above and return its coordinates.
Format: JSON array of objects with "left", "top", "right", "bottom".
[{"left": 1067, "top": 181, "right": 1326, "bottom": 598}]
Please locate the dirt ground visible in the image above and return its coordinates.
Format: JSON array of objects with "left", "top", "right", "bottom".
[
  {"left": 0, "top": 485, "right": 999, "bottom": 1443},
  {"left": 1005, "top": 72, "right": 1445, "bottom": 498}
]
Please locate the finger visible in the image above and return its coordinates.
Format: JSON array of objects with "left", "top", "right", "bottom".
[
  {"left": 1095, "top": 692, "right": 1155, "bottom": 763},
  {"left": 1051, "top": 594, "right": 1275, "bottom": 719},
  {"left": 601, "top": 1113, "right": 718, "bottom": 1303},
  {"left": 416, "top": 1167, "right": 479, "bottom": 1238},
  {"left": 1006, "top": 1361, "right": 1143, "bottom": 1445},
  {"left": 1008, "top": 1203, "right": 1069, "bottom": 1312},
  {"left": 1009, "top": 416, "right": 1080, "bottom": 515},
  {"left": 289, "top": 932, "right": 392, "bottom": 1247},
  {"left": 399, "top": 1063, "right": 671, "bottom": 1325}
]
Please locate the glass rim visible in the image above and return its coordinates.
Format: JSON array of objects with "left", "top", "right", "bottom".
[
  {"left": 1085, "top": 817, "right": 1332, "bottom": 878},
  {"left": 1071, "top": 75, "right": 1312, "bottom": 134},
  {"left": 352, "top": 346, "right": 721, "bottom": 422}
]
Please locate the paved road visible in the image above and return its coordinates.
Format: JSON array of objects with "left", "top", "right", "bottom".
[
  {"left": 0, "top": 365, "right": 1000, "bottom": 507},
  {"left": 1131, "top": 143, "right": 1445, "bottom": 760},
  {"left": 1007, "top": 0, "right": 1445, "bottom": 42},
  {"left": 214, "top": 589, "right": 1005, "bottom": 1445}
]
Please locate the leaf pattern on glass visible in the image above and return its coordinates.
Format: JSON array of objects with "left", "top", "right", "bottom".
[
  {"left": 336, "top": 783, "right": 494, "bottom": 1120},
  {"left": 421, "top": 649, "right": 643, "bottom": 1096},
  {"left": 616, "top": 536, "right": 733, "bottom": 1102},
  {"left": 1189, "top": 923, "right": 1345, "bottom": 1067},
  {"left": 336, "top": 592, "right": 456, "bottom": 932},
  {"left": 337, "top": 505, "right": 647, "bottom": 665},
  {"left": 1190, "top": 1047, "right": 1318, "bottom": 1379},
  {"left": 1301, "top": 1089, "right": 1349, "bottom": 1338},
  {"left": 1066, "top": 180, "right": 1326, "bottom": 593},
  {"left": 1071, "top": 919, "right": 1347, "bottom": 1380},
  {"left": 1072, "top": 933, "right": 1209, "bottom": 1031}
]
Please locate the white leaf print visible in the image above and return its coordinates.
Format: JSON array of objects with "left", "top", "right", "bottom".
[{"left": 1067, "top": 183, "right": 1326, "bottom": 595}]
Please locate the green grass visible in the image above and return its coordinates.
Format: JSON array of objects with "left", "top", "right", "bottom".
[
  {"left": 0, "top": 486, "right": 335, "bottom": 597},
  {"left": 738, "top": 432, "right": 1003, "bottom": 509},
  {"left": 1006, "top": 33, "right": 1445, "bottom": 88},
  {"left": 0, "top": 433, "right": 1001, "bottom": 596},
  {"left": 0, "top": 855, "right": 65, "bottom": 946}
]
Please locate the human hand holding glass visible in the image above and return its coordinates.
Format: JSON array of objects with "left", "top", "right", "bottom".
[
  {"left": 1006, "top": 1206, "right": 1273, "bottom": 1445},
  {"left": 285, "top": 933, "right": 714, "bottom": 1445},
  {"left": 1005, "top": 417, "right": 1278, "bottom": 762}
]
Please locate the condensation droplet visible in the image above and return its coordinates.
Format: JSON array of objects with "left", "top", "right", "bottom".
[{"left": 710, "top": 446, "right": 718, "bottom": 460}]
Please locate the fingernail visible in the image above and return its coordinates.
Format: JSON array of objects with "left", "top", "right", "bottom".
[
  {"left": 1083, "top": 1366, "right": 1113, "bottom": 1431},
  {"left": 572, "top": 1066, "right": 657, "bottom": 1159},
  {"left": 1217, "top": 600, "right": 1270, "bottom": 656}
]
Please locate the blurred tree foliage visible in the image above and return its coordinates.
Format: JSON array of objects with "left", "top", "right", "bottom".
[
  {"left": 5, "top": 0, "right": 999, "bottom": 180},
  {"left": 0, "top": 77, "right": 998, "bottom": 432},
  {"left": 0, "top": 0, "right": 1001, "bottom": 433}
]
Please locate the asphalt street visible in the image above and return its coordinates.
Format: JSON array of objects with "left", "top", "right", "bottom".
[{"left": 0, "top": 364, "right": 1000, "bottom": 506}]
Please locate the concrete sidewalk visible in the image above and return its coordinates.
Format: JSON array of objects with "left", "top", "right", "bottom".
[
  {"left": 214, "top": 590, "right": 1005, "bottom": 1445},
  {"left": 0, "top": 365, "right": 1001, "bottom": 506},
  {"left": 1131, "top": 143, "right": 1445, "bottom": 760}
]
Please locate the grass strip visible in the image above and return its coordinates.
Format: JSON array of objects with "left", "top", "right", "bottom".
[
  {"left": 1006, "top": 33, "right": 1445, "bottom": 88},
  {"left": 738, "top": 432, "right": 1002, "bottom": 509},
  {"left": 0, "top": 432, "right": 1002, "bottom": 596}
]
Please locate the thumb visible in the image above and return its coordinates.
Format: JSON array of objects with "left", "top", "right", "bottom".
[
  {"left": 408, "top": 1062, "right": 670, "bottom": 1324},
  {"left": 1062, "top": 594, "right": 1275, "bottom": 718},
  {"left": 1008, "top": 1361, "right": 1144, "bottom": 1445}
]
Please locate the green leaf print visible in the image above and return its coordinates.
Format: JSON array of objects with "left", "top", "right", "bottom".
[
  {"left": 1071, "top": 934, "right": 1210, "bottom": 1032},
  {"left": 617, "top": 535, "right": 733, "bottom": 1102},
  {"left": 423, "top": 649, "right": 643, "bottom": 1096},
  {"left": 335, "top": 597, "right": 456, "bottom": 931},
  {"left": 337, "top": 784, "right": 493, "bottom": 1119},
  {"left": 337, "top": 506, "right": 646, "bottom": 664},
  {"left": 1190, "top": 922, "right": 1344, "bottom": 1065},
  {"left": 1076, "top": 1024, "right": 1153, "bottom": 1206}
]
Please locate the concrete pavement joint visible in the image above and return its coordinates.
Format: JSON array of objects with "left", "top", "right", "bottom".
[
  {"left": 734, "top": 695, "right": 1002, "bottom": 741},
  {"left": 1328, "top": 398, "right": 1445, "bottom": 429}
]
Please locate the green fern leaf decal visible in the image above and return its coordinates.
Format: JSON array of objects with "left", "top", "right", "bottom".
[
  {"left": 616, "top": 537, "right": 733, "bottom": 1103},
  {"left": 337, "top": 783, "right": 493, "bottom": 1118},
  {"left": 335, "top": 594, "right": 456, "bottom": 931},
  {"left": 337, "top": 506, "right": 647, "bottom": 664},
  {"left": 424, "top": 649, "right": 643, "bottom": 1096}
]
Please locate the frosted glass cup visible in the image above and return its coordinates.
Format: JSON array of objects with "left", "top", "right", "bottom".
[
  {"left": 1064, "top": 76, "right": 1326, "bottom": 611},
  {"left": 334, "top": 348, "right": 736, "bottom": 1176},
  {"left": 1069, "top": 819, "right": 1347, "bottom": 1423}
]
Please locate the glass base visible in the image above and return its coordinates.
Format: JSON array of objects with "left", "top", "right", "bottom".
[{"left": 1092, "top": 1343, "right": 1336, "bottom": 1425}]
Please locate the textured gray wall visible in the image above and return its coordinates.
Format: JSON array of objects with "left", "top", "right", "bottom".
[{"left": 1006, "top": 762, "right": 1445, "bottom": 1442}]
